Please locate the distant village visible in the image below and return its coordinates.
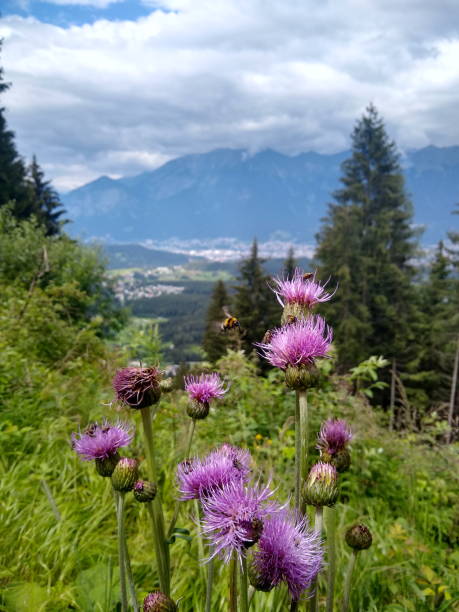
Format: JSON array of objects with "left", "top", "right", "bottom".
[{"left": 113, "top": 268, "right": 185, "bottom": 303}]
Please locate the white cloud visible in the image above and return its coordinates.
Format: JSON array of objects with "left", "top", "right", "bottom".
[{"left": 1, "top": 0, "right": 459, "bottom": 189}]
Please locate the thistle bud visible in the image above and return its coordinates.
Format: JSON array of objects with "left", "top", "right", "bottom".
[
  {"left": 133, "top": 479, "right": 157, "bottom": 503},
  {"left": 95, "top": 452, "right": 120, "bottom": 477},
  {"left": 113, "top": 367, "right": 162, "bottom": 409},
  {"left": 321, "top": 448, "right": 351, "bottom": 473},
  {"left": 303, "top": 462, "right": 339, "bottom": 507},
  {"left": 159, "top": 378, "right": 174, "bottom": 393},
  {"left": 186, "top": 400, "right": 210, "bottom": 420},
  {"left": 281, "top": 302, "right": 309, "bottom": 324},
  {"left": 248, "top": 554, "right": 274, "bottom": 592},
  {"left": 285, "top": 364, "right": 320, "bottom": 390},
  {"left": 345, "top": 523, "right": 372, "bottom": 550},
  {"left": 143, "top": 591, "right": 177, "bottom": 612},
  {"left": 111, "top": 457, "right": 139, "bottom": 492}
]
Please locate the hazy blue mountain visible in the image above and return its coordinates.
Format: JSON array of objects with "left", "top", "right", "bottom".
[{"left": 63, "top": 146, "right": 459, "bottom": 244}]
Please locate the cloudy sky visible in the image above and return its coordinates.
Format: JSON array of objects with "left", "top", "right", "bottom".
[{"left": 1, "top": 0, "right": 459, "bottom": 191}]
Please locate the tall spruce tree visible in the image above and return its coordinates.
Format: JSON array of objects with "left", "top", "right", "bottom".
[
  {"left": 316, "top": 104, "right": 420, "bottom": 373},
  {"left": 233, "top": 239, "right": 281, "bottom": 357},
  {"left": 0, "top": 40, "right": 31, "bottom": 214},
  {"left": 27, "top": 156, "right": 64, "bottom": 236},
  {"left": 283, "top": 247, "right": 297, "bottom": 278},
  {"left": 0, "top": 41, "right": 64, "bottom": 232},
  {"left": 202, "top": 279, "right": 234, "bottom": 362}
]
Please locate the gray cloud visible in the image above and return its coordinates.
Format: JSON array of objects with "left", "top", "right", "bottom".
[{"left": 1, "top": 0, "right": 459, "bottom": 190}]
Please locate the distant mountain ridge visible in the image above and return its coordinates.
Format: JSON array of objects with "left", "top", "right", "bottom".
[{"left": 62, "top": 146, "right": 459, "bottom": 244}]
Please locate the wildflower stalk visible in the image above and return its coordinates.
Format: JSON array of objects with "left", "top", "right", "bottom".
[
  {"left": 120, "top": 506, "right": 140, "bottom": 612},
  {"left": 116, "top": 492, "right": 128, "bottom": 612},
  {"left": 308, "top": 506, "right": 324, "bottom": 612},
  {"left": 146, "top": 503, "right": 168, "bottom": 593},
  {"left": 140, "top": 406, "right": 170, "bottom": 595},
  {"left": 325, "top": 507, "right": 337, "bottom": 612},
  {"left": 229, "top": 553, "right": 238, "bottom": 612},
  {"left": 186, "top": 418, "right": 197, "bottom": 457},
  {"left": 205, "top": 557, "right": 215, "bottom": 612},
  {"left": 294, "top": 392, "right": 302, "bottom": 510},
  {"left": 342, "top": 550, "right": 358, "bottom": 612},
  {"left": 240, "top": 554, "right": 249, "bottom": 612},
  {"left": 298, "top": 389, "right": 308, "bottom": 511},
  {"left": 167, "top": 418, "right": 197, "bottom": 538}
]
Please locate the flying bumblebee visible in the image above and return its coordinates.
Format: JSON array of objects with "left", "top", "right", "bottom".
[
  {"left": 302, "top": 272, "right": 314, "bottom": 280},
  {"left": 220, "top": 308, "right": 241, "bottom": 333}
]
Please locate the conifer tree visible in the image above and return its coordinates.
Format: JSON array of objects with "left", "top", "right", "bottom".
[
  {"left": 233, "top": 239, "right": 281, "bottom": 357},
  {"left": 27, "top": 155, "right": 64, "bottom": 236},
  {"left": 283, "top": 247, "right": 297, "bottom": 278},
  {"left": 0, "top": 42, "right": 64, "bottom": 233},
  {"left": 203, "top": 279, "right": 234, "bottom": 362},
  {"left": 316, "top": 104, "right": 420, "bottom": 372},
  {"left": 0, "top": 40, "right": 31, "bottom": 214}
]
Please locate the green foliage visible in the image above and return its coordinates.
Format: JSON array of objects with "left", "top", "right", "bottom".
[
  {"left": 349, "top": 355, "right": 389, "bottom": 398},
  {"left": 116, "top": 318, "right": 163, "bottom": 365}
]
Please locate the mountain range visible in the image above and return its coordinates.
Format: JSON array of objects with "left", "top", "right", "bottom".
[{"left": 62, "top": 146, "right": 459, "bottom": 244}]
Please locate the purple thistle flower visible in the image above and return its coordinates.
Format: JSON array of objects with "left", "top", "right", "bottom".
[
  {"left": 250, "top": 509, "right": 323, "bottom": 600},
  {"left": 184, "top": 373, "right": 227, "bottom": 405},
  {"left": 71, "top": 420, "right": 133, "bottom": 461},
  {"left": 113, "top": 367, "right": 162, "bottom": 409},
  {"left": 255, "top": 316, "right": 333, "bottom": 369},
  {"left": 177, "top": 445, "right": 251, "bottom": 501},
  {"left": 271, "top": 268, "right": 336, "bottom": 309},
  {"left": 201, "top": 480, "right": 277, "bottom": 564},
  {"left": 317, "top": 419, "right": 352, "bottom": 456}
]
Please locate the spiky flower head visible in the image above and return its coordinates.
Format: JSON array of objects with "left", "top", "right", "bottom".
[
  {"left": 317, "top": 419, "right": 353, "bottom": 472},
  {"left": 71, "top": 420, "right": 133, "bottom": 476},
  {"left": 134, "top": 480, "right": 157, "bottom": 503},
  {"left": 303, "top": 462, "right": 339, "bottom": 507},
  {"left": 111, "top": 457, "right": 139, "bottom": 492},
  {"left": 176, "top": 445, "right": 251, "bottom": 501},
  {"left": 184, "top": 373, "right": 227, "bottom": 419},
  {"left": 201, "top": 480, "right": 276, "bottom": 564},
  {"left": 271, "top": 269, "right": 335, "bottom": 322},
  {"left": 143, "top": 591, "right": 177, "bottom": 612},
  {"left": 249, "top": 509, "right": 323, "bottom": 601},
  {"left": 345, "top": 523, "right": 372, "bottom": 551},
  {"left": 113, "top": 367, "right": 162, "bottom": 409},
  {"left": 256, "top": 316, "right": 332, "bottom": 389}
]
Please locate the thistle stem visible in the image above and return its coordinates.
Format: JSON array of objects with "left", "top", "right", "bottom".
[
  {"left": 147, "top": 502, "right": 168, "bottom": 595},
  {"left": 121, "top": 510, "right": 139, "bottom": 612},
  {"left": 229, "top": 553, "right": 238, "bottom": 612},
  {"left": 325, "top": 507, "right": 337, "bottom": 612},
  {"left": 308, "top": 506, "right": 324, "bottom": 612},
  {"left": 167, "top": 418, "right": 197, "bottom": 538},
  {"left": 240, "top": 554, "right": 249, "bottom": 612},
  {"left": 116, "top": 492, "right": 128, "bottom": 612},
  {"left": 298, "top": 390, "right": 309, "bottom": 512},
  {"left": 140, "top": 406, "right": 170, "bottom": 594},
  {"left": 205, "top": 556, "right": 215, "bottom": 612},
  {"left": 294, "top": 391, "right": 302, "bottom": 510},
  {"left": 342, "top": 550, "right": 358, "bottom": 612},
  {"left": 185, "top": 418, "right": 197, "bottom": 457}
]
